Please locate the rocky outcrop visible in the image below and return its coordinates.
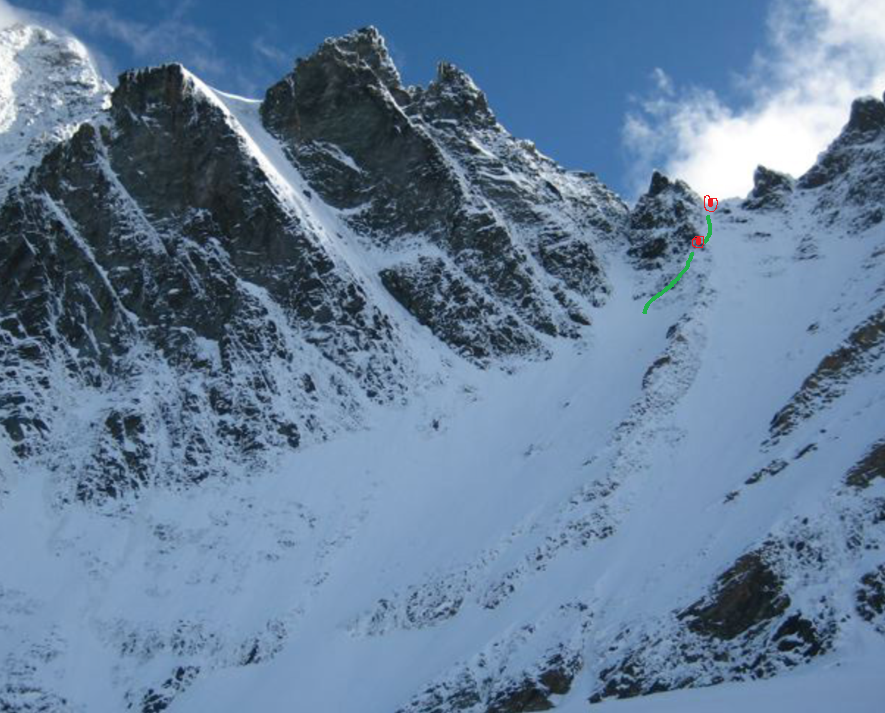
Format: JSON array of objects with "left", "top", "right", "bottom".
[
  {"left": 856, "top": 565, "right": 885, "bottom": 633},
  {"left": 845, "top": 438, "right": 885, "bottom": 489},
  {"left": 380, "top": 257, "right": 542, "bottom": 361},
  {"left": 767, "top": 306, "right": 885, "bottom": 444},
  {"left": 678, "top": 552, "right": 790, "bottom": 640},
  {"left": 627, "top": 171, "right": 702, "bottom": 270},
  {"left": 742, "top": 165, "right": 794, "bottom": 211},
  {"left": 797, "top": 93, "right": 885, "bottom": 230},
  {"left": 588, "top": 537, "right": 840, "bottom": 705},
  {"left": 394, "top": 644, "right": 584, "bottom": 713},
  {"left": 261, "top": 27, "right": 624, "bottom": 358}
]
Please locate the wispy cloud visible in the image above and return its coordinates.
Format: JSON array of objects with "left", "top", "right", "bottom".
[
  {"left": 229, "top": 31, "right": 304, "bottom": 97},
  {"left": 58, "top": 0, "right": 225, "bottom": 76},
  {"left": 623, "top": 0, "right": 885, "bottom": 200},
  {"left": 251, "top": 35, "right": 291, "bottom": 66}
]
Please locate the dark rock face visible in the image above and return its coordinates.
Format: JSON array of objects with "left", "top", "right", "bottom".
[
  {"left": 845, "top": 95, "right": 885, "bottom": 136},
  {"left": 133, "top": 665, "right": 200, "bottom": 713},
  {"left": 262, "top": 27, "right": 425, "bottom": 219},
  {"left": 743, "top": 165, "right": 794, "bottom": 211},
  {"left": 845, "top": 438, "right": 885, "bottom": 489},
  {"left": 0, "top": 63, "right": 407, "bottom": 504},
  {"left": 393, "top": 648, "right": 581, "bottom": 713},
  {"left": 679, "top": 553, "right": 790, "bottom": 641},
  {"left": 797, "top": 93, "right": 885, "bottom": 230},
  {"left": 0, "top": 27, "right": 631, "bottom": 505},
  {"left": 486, "top": 680, "right": 554, "bottom": 713},
  {"left": 627, "top": 171, "right": 701, "bottom": 270},
  {"left": 745, "top": 458, "right": 789, "bottom": 486},
  {"left": 771, "top": 613, "right": 824, "bottom": 657},
  {"left": 589, "top": 544, "right": 836, "bottom": 704},
  {"left": 380, "top": 257, "right": 540, "bottom": 361},
  {"left": 261, "top": 27, "right": 625, "bottom": 357},
  {"left": 647, "top": 170, "right": 672, "bottom": 197},
  {"left": 767, "top": 306, "right": 885, "bottom": 445},
  {"left": 536, "top": 653, "right": 579, "bottom": 696},
  {"left": 856, "top": 565, "right": 885, "bottom": 631},
  {"left": 484, "top": 652, "right": 581, "bottom": 713}
]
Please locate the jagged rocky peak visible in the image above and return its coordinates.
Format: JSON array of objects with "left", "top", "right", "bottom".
[
  {"left": 261, "top": 25, "right": 426, "bottom": 218},
  {"left": 743, "top": 165, "right": 794, "bottom": 211},
  {"left": 262, "top": 25, "right": 409, "bottom": 145},
  {"left": 798, "top": 92, "right": 885, "bottom": 190},
  {"left": 417, "top": 61, "right": 496, "bottom": 128},
  {"left": 641, "top": 170, "right": 697, "bottom": 207},
  {"left": 317, "top": 25, "right": 404, "bottom": 93},
  {"left": 110, "top": 63, "right": 225, "bottom": 152},
  {"left": 646, "top": 169, "right": 679, "bottom": 198},
  {"left": 0, "top": 22, "right": 109, "bottom": 201},
  {"left": 106, "top": 63, "right": 243, "bottom": 214},
  {"left": 646, "top": 169, "right": 698, "bottom": 201},
  {"left": 114, "top": 62, "right": 198, "bottom": 110},
  {"left": 628, "top": 170, "right": 701, "bottom": 268},
  {"left": 259, "top": 27, "right": 618, "bottom": 361},
  {"left": 797, "top": 90, "right": 885, "bottom": 230}
]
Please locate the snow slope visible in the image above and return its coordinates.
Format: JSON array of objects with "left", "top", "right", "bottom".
[
  {"left": 575, "top": 656, "right": 883, "bottom": 713},
  {"left": 3, "top": 175, "right": 885, "bottom": 710},
  {"left": 168, "top": 188, "right": 885, "bottom": 712}
]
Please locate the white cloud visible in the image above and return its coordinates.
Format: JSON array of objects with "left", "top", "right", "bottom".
[
  {"left": 0, "top": 0, "right": 23, "bottom": 28},
  {"left": 623, "top": 0, "right": 885, "bottom": 200}
]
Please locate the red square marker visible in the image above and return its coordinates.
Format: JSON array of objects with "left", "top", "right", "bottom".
[{"left": 693, "top": 235, "right": 705, "bottom": 248}]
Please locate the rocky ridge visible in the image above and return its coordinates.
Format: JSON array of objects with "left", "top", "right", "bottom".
[{"left": 262, "top": 28, "right": 627, "bottom": 359}]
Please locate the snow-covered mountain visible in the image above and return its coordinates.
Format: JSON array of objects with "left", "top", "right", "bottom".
[
  {"left": 0, "top": 23, "right": 883, "bottom": 713},
  {"left": 0, "top": 23, "right": 108, "bottom": 204}
]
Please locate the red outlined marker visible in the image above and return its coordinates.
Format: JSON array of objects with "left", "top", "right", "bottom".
[
  {"left": 693, "top": 235, "right": 705, "bottom": 248},
  {"left": 704, "top": 195, "right": 718, "bottom": 212}
]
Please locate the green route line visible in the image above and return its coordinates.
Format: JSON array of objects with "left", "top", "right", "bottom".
[{"left": 642, "top": 215, "right": 712, "bottom": 314}]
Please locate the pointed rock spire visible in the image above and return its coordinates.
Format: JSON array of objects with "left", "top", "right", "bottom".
[{"left": 418, "top": 61, "right": 496, "bottom": 127}]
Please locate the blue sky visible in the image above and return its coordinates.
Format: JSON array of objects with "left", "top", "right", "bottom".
[{"left": 7, "top": 0, "right": 885, "bottom": 199}]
